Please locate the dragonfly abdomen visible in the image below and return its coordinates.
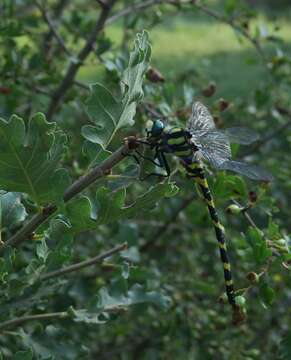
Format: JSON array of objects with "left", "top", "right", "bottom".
[{"left": 184, "top": 161, "right": 236, "bottom": 307}]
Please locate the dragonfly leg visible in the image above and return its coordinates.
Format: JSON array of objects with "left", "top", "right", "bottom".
[
  {"left": 158, "top": 151, "right": 171, "bottom": 177},
  {"left": 123, "top": 152, "right": 141, "bottom": 165},
  {"left": 135, "top": 149, "right": 162, "bottom": 167},
  {"left": 140, "top": 150, "right": 172, "bottom": 180}
]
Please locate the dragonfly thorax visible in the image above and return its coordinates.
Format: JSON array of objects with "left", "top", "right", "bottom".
[{"left": 161, "top": 127, "right": 197, "bottom": 160}]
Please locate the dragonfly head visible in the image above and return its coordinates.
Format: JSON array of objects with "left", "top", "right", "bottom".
[{"left": 146, "top": 119, "right": 165, "bottom": 139}]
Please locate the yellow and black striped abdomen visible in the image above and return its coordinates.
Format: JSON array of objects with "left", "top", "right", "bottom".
[{"left": 184, "top": 161, "right": 236, "bottom": 307}]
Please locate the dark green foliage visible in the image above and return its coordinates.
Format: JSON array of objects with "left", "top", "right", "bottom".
[{"left": 0, "top": 114, "right": 69, "bottom": 205}]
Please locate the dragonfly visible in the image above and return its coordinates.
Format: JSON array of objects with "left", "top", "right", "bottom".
[{"left": 134, "top": 101, "right": 272, "bottom": 321}]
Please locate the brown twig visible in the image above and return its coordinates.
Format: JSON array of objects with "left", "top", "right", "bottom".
[
  {"left": 73, "top": 80, "right": 90, "bottom": 91},
  {"left": 40, "top": 243, "right": 127, "bottom": 281},
  {"left": 42, "top": 0, "right": 69, "bottom": 56},
  {"left": 232, "top": 199, "right": 260, "bottom": 230},
  {"left": 46, "top": 0, "right": 117, "bottom": 121},
  {"left": 0, "top": 139, "right": 137, "bottom": 254},
  {"left": 35, "top": 0, "right": 73, "bottom": 58},
  {"left": 0, "top": 311, "right": 68, "bottom": 332},
  {"left": 106, "top": 0, "right": 164, "bottom": 25}
]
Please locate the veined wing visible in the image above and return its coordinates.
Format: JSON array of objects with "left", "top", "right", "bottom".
[
  {"left": 190, "top": 130, "right": 273, "bottom": 181},
  {"left": 186, "top": 101, "right": 216, "bottom": 133},
  {"left": 190, "top": 130, "right": 231, "bottom": 168},
  {"left": 224, "top": 127, "right": 259, "bottom": 145},
  {"left": 219, "top": 160, "right": 273, "bottom": 181}
]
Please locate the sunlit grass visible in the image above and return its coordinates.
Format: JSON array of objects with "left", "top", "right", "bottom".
[{"left": 77, "top": 14, "right": 291, "bottom": 99}]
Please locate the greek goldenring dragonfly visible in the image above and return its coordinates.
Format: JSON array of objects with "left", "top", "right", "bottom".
[{"left": 134, "top": 101, "right": 272, "bottom": 322}]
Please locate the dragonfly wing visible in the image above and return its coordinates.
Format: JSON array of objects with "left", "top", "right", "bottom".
[
  {"left": 186, "top": 101, "right": 216, "bottom": 132},
  {"left": 190, "top": 130, "right": 231, "bottom": 168},
  {"left": 219, "top": 160, "right": 273, "bottom": 181},
  {"left": 224, "top": 127, "right": 259, "bottom": 145}
]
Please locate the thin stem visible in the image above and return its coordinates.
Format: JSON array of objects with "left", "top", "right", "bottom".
[
  {"left": 42, "top": 0, "right": 69, "bottom": 56},
  {"left": 0, "top": 138, "right": 137, "bottom": 254},
  {"left": 35, "top": 0, "right": 73, "bottom": 58},
  {"left": 46, "top": 0, "right": 117, "bottom": 121},
  {"left": 0, "top": 311, "right": 68, "bottom": 332},
  {"left": 40, "top": 243, "right": 127, "bottom": 281},
  {"left": 106, "top": 0, "right": 164, "bottom": 25},
  {"left": 73, "top": 80, "right": 90, "bottom": 91},
  {"left": 232, "top": 199, "right": 260, "bottom": 230}
]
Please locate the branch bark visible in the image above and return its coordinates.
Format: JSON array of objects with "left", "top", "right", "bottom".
[
  {"left": 42, "top": 0, "right": 69, "bottom": 56},
  {"left": 0, "top": 311, "right": 68, "bottom": 332},
  {"left": 46, "top": 0, "right": 117, "bottom": 121},
  {"left": 35, "top": 0, "right": 73, "bottom": 58},
  {"left": 106, "top": 0, "right": 164, "bottom": 25},
  {"left": 0, "top": 138, "right": 137, "bottom": 255},
  {"left": 40, "top": 243, "right": 127, "bottom": 281}
]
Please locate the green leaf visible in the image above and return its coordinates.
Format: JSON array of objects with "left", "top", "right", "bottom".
[
  {"left": 12, "top": 348, "right": 34, "bottom": 360},
  {"left": 121, "top": 262, "right": 130, "bottom": 279},
  {"left": 0, "top": 192, "right": 27, "bottom": 233},
  {"left": 0, "top": 113, "right": 70, "bottom": 205},
  {"left": 70, "top": 283, "right": 170, "bottom": 325},
  {"left": 121, "top": 30, "right": 151, "bottom": 106},
  {"left": 66, "top": 183, "right": 178, "bottom": 234},
  {"left": 0, "top": 246, "right": 15, "bottom": 283},
  {"left": 70, "top": 307, "right": 107, "bottom": 324},
  {"left": 246, "top": 227, "right": 272, "bottom": 264},
  {"left": 36, "top": 239, "right": 49, "bottom": 263},
  {"left": 82, "top": 83, "right": 122, "bottom": 148},
  {"left": 259, "top": 281, "right": 275, "bottom": 308},
  {"left": 279, "top": 332, "right": 291, "bottom": 360},
  {"left": 120, "top": 246, "right": 141, "bottom": 263},
  {"left": 267, "top": 218, "right": 281, "bottom": 240},
  {"left": 213, "top": 173, "right": 247, "bottom": 199},
  {"left": 46, "top": 219, "right": 74, "bottom": 267},
  {"left": 12, "top": 329, "right": 55, "bottom": 359},
  {"left": 224, "top": 0, "right": 238, "bottom": 15},
  {"left": 96, "top": 284, "right": 171, "bottom": 312},
  {"left": 82, "top": 141, "right": 111, "bottom": 167},
  {"left": 82, "top": 31, "right": 151, "bottom": 149}
]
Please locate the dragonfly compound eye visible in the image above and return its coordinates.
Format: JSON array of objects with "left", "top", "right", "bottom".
[{"left": 151, "top": 119, "right": 164, "bottom": 137}]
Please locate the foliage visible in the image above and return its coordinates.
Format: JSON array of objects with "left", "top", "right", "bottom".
[{"left": 0, "top": 0, "right": 291, "bottom": 359}]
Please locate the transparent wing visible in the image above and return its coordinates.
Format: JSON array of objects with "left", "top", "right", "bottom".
[
  {"left": 186, "top": 101, "right": 216, "bottom": 132},
  {"left": 224, "top": 127, "right": 259, "bottom": 145},
  {"left": 219, "top": 160, "right": 273, "bottom": 181},
  {"left": 190, "top": 130, "right": 231, "bottom": 168}
]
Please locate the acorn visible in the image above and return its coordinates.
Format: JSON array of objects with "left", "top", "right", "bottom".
[
  {"left": 146, "top": 67, "right": 165, "bottom": 83},
  {"left": 248, "top": 191, "right": 257, "bottom": 204},
  {"left": 218, "top": 98, "right": 230, "bottom": 112},
  {"left": 202, "top": 82, "right": 216, "bottom": 97},
  {"left": 246, "top": 272, "right": 259, "bottom": 283}
]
